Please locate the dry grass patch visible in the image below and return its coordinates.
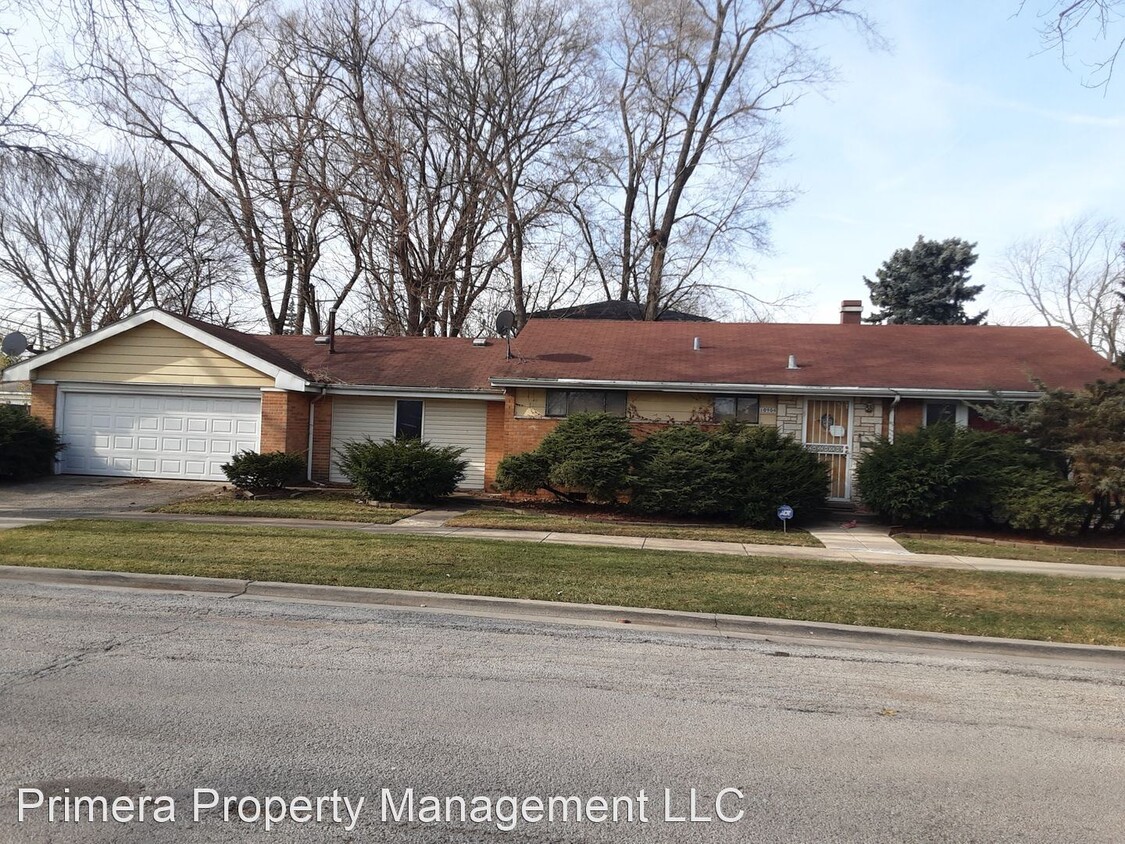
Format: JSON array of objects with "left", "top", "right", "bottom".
[
  {"left": 897, "top": 535, "right": 1125, "bottom": 567},
  {"left": 156, "top": 491, "right": 419, "bottom": 524},
  {"left": 447, "top": 507, "right": 820, "bottom": 546}
]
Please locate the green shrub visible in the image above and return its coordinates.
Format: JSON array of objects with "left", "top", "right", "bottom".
[
  {"left": 631, "top": 425, "right": 736, "bottom": 517},
  {"left": 630, "top": 424, "right": 827, "bottom": 526},
  {"left": 535, "top": 413, "right": 639, "bottom": 503},
  {"left": 994, "top": 471, "right": 1087, "bottom": 537},
  {"left": 221, "top": 450, "right": 305, "bottom": 490},
  {"left": 494, "top": 451, "right": 550, "bottom": 494},
  {"left": 724, "top": 425, "right": 829, "bottom": 527},
  {"left": 335, "top": 437, "right": 466, "bottom": 502},
  {"left": 0, "top": 405, "right": 63, "bottom": 481},
  {"left": 855, "top": 424, "right": 1073, "bottom": 531}
]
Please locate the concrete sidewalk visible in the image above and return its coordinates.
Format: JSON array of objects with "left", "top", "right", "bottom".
[{"left": 83, "top": 510, "right": 1125, "bottom": 581}]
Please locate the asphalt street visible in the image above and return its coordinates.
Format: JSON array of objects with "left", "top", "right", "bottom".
[{"left": 1, "top": 581, "right": 1123, "bottom": 843}]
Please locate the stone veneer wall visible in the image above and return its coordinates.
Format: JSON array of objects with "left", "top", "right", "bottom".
[{"left": 775, "top": 396, "right": 804, "bottom": 440}]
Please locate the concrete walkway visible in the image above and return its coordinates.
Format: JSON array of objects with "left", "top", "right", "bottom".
[
  {"left": 806, "top": 522, "right": 912, "bottom": 555},
  {"left": 86, "top": 510, "right": 1125, "bottom": 581}
]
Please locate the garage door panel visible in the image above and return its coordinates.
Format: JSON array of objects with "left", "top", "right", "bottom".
[{"left": 60, "top": 390, "right": 260, "bottom": 481}]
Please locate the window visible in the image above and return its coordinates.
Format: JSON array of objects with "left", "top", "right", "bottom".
[
  {"left": 713, "top": 395, "right": 759, "bottom": 424},
  {"left": 924, "top": 401, "right": 966, "bottom": 427},
  {"left": 395, "top": 399, "right": 423, "bottom": 440},
  {"left": 544, "top": 390, "right": 627, "bottom": 417}
]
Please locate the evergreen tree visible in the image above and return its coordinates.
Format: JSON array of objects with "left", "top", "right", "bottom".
[{"left": 864, "top": 236, "right": 987, "bottom": 325}]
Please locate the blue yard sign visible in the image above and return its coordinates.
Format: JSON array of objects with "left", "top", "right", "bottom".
[{"left": 777, "top": 504, "right": 794, "bottom": 532}]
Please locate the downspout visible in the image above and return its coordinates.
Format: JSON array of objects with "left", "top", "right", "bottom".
[
  {"left": 888, "top": 391, "right": 901, "bottom": 443},
  {"left": 306, "top": 386, "right": 328, "bottom": 483}
]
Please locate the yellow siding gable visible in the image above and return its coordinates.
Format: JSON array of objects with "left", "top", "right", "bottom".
[{"left": 36, "top": 322, "right": 275, "bottom": 387}]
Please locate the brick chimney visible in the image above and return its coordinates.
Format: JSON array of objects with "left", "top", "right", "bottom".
[{"left": 840, "top": 300, "right": 863, "bottom": 325}]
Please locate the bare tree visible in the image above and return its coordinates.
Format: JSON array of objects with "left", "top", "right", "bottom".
[
  {"left": 313, "top": 0, "right": 599, "bottom": 336},
  {"left": 577, "top": 0, "right": 868, "bottom": 319},
  {"left": 74, "top": 0, "right": 339, "bottom": 333},
  {"left": 1002, "top": 215, "right": 1125, "bottom": 361},
  {"left": 0, "top": 0, "right": 77, "bottom": 162},
  {"left": 1022, "top": 0, "right": 1125, "bottom": 88},
  {"left": 0, "top": 154, "right": 240, "bottom": 344}
]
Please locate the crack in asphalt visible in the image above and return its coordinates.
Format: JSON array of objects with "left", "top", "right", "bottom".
[{"left": 0, "top": 624, "right": 184, "bottom": 693}]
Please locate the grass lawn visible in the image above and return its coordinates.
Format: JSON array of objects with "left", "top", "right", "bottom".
[
  {"left": 897, "top": 535, "right": 1125, "bottom": 568},
  {"left": 446, "top": 507, "right": 820, "bottom": 547},
  {"left": 156, "top": 492, "right": 419, "bottom": 524},
  {"left": 2, "top": 519, "right": 1123, "bottom": 646}
]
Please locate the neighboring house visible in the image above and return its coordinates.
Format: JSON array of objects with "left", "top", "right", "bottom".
[
  {"left": 2, "top": 303, "right": 1117, "bottom": 502},
  {"left": 528, "top": 299, "right": 712, "bottom": 322}
]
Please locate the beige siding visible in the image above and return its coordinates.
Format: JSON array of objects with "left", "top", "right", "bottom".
[
  {"left": 517, "top": 387, "right": 778, "bottom": 425},
  {"left": 329, "top": 395, "right": 488, "bottom": 489},
  {"left": 422, "top": 399, "right": 487, "bottom": 489},
  {"left": 758, "top": 395, "right": 778, "bottom": 426},
  {"left": 329, "top": 396, "right": 395, "bottom": 482},
  {"left": 627, "top": 391, "right": 711, "bottom": 422},
  {"left": 37, "top": 323, "right": 274, "bottom": 387}
]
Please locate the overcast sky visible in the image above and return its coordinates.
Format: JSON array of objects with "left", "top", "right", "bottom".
[{"left": 743, "top": 0, "right": 1125, "bottom": 325}]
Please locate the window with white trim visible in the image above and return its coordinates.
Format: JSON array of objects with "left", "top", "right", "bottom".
[
  {"left": 395, "top": 399, "right": 424, "bottom": 439},
  {"left": 924, "top": 400, "right": 968, "bottom": 427}
]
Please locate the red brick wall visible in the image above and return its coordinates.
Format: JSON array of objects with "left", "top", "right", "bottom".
[
  {"left": 310, "top": 396, "right": 333, "bottom": 481},
  {"left": 30, "top": 383, "right": 56, "bottom": 428},
  {"left": 484, "top": 400, "right": 507, "bottom": 488},
  {"left": 259, "top": 391, "right": 311, "bottom": 455},
  {"left": 894, "top": 399, "right": 924, "bottom": 435}
]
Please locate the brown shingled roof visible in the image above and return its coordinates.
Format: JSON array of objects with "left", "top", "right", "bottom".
[
  {"left": 496, "top": 320, "right": 1118, "bottom": 393},
  {"left": 252, "top": 333, "right": 506, "bottom": 391}
]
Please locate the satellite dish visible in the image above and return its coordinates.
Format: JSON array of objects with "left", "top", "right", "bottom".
[
  {"left": 1, "top": 331, "right": 28, "bottom": 357},
  {"left": 495, "top": 310, "right": 516, "bottom": 338}
]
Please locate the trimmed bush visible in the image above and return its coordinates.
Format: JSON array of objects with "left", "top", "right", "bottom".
[
  {"left": 221, "top": 450, "right": 305, "bottom": 490},
  {"left": 535, "top": 413, "right": 639, "bottom": 503},
  {"left": 494, "top": 451, "right": 550, "bottom": 495},
  {"left": 0, "top": 405, "right": 63, "bottom": 481},
  {"left": 631, "top": 425, "right": 736, "bottom": 517},
  {"left": 724, "top": 424, "right": 829, "bottom": 527},
  {"left": 335, "top": 437, "right": 466, "bottom": 502},
  {"left": 994, "top": 470, "right": 1087, "bottom": 537},
  {"left": 855, "top": 423, "right": 1079, "bottom": 532}
]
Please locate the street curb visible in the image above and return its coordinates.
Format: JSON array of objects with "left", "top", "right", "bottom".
[
  {"left": 2, "top": 564, "right": 1123, "bottom": 662},
  {"left": 0, "top": 564, "right": 248, "bottom": 595}
]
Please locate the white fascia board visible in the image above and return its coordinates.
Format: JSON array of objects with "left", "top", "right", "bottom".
[
  {"left": 490, "top": 378, "right": 1042, "bottom": 401},
  {"left": 326, "top": 385, "right": 505, "bottom": 401},
  {"left": 1, "top": 309, "right": 308, "bottom": 391}
]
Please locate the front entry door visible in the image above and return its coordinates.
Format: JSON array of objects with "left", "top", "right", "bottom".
[{"left": 804, "top": 399, "right": 851, "bottom": 500}]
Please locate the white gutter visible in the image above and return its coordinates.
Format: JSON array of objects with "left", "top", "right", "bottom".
[
  {"left": 490, "top": 377, "right": 1041, "bottom": 402},
  {"left": 325, "top": 385, "right": 504, "bottom": 401},
  {"left": 888, "top": 391, "right": 901, "bottom": 443}
]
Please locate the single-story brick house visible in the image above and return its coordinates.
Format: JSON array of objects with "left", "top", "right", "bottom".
[{"left": 2, "top": 303, "right": 1117, "bottom": 501}]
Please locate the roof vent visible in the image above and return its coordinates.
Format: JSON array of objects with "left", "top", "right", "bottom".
[
  {"left": 472, "top": 338, "right": 489, "bottom": 347},
  {"left": 787, "top": 354, "right": 799, "bottom": 370},
  {"left": 313, "top": 336, "right": 331, "bottom": 345},
  {"left": 693, "top": 336, "right": 701, "bottom": 351}
]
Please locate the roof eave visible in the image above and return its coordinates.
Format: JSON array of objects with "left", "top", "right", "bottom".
[
  {"left": 489, "top": 377, "right": 1044, "bottom": 400},
  {"left": 324, "top": 384, "right": 504, "bottom": 400}
]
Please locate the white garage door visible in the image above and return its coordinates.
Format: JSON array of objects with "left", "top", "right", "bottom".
[
  {"left": 59, "top": 391, "right": 261, "bottom": 480},
  {"left": 329, "top": 396, "right": 488, "bottom": 489}
]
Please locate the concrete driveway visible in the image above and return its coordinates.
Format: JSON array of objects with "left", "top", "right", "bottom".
[{"left": 0, "top": 476, "right": 220, "bottom": 526}]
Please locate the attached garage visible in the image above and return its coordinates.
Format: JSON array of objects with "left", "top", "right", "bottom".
[
  {"left": 4, "top": 309, "right": 507, "bottom": 488},
  {"left": 329, "top": 395, "right": 489, "bottom": 489},
  {"left": 58, "top": 389, "right": 261, "bottom": 480}
]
